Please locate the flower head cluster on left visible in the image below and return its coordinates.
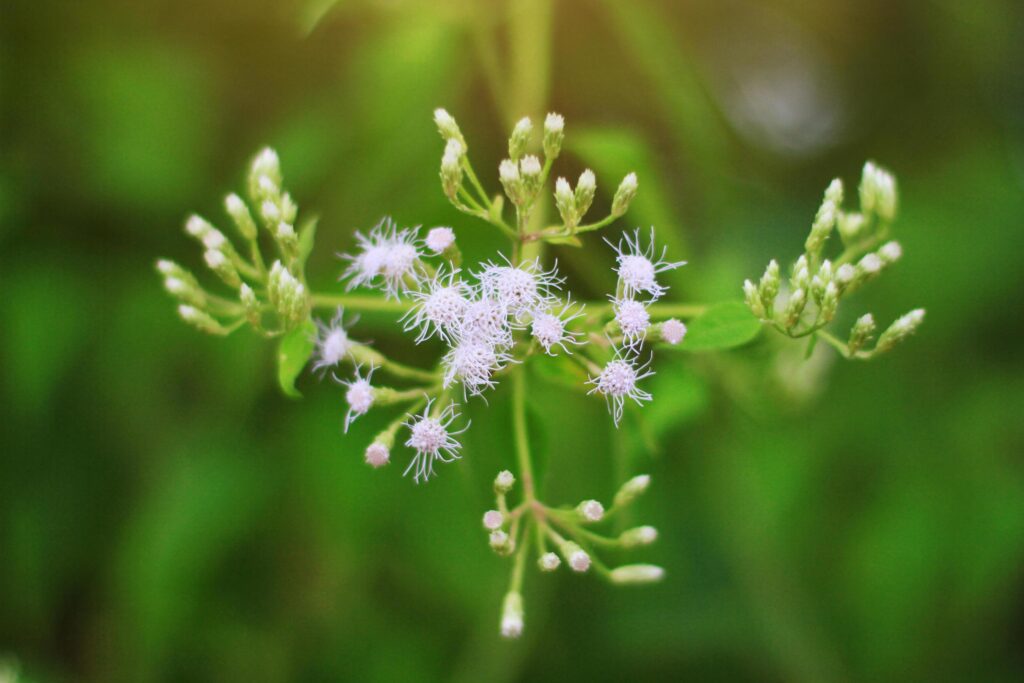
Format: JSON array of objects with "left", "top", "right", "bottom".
[{"left": 156, "top": 148, "right": 313, "bottom": 338}]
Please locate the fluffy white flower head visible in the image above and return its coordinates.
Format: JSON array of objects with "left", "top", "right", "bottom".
[
  {"left": 403, "top": 400, "right": 468, "bottom": 483},
  {"left": 313, "top": 308, "right": 355, "bottom": 374},
  {"left": 425, "top": 226, "right": 456, "bottom": 254},
  {"left": 338, "top": 365, "right": 375, "bottom": 432},
  {"left": 661, "top": 318, "right": 687, "bottom": 345},
  {"left": 530, "top": 301, "right": 584, "bottom": 355},
  {"left": 478, "top": 256, "right": 563, "bottom": 320},
  {"left": 458, "top": 296, "right": 512, "bottom": 347},
  {"left": 613, "top": 297, "right": 651, "bottom": 348},
  {"left": 587, "top": 350, "right": 654, "bottom": 426},
  {"left": 341, "top": 218, "right": 422, "bottom": 298},
  {"left": 443, "top": 338, "right": 512, "bottom": 397},
  {"left": 365, "top": 442, "right": 390, "bottom": 469},
  {"left": 403, "top": 268, "right": 471, "bottom": 343},
  {"left": 606, "top": 228, "right": 685, "bottom": 299}
]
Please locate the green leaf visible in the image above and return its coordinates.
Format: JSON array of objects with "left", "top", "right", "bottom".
[
  {"left": 677, "top": 302, "right": 761, "bottom": 351},
  {"left": 296, "top": 214, "right": 319, "bottom": 269},
  {"left": 545, "top": 234, "right": 582, "bottom": 247},
  {"left": 276, "top": 320, "right": 316, "bottom": 398}
]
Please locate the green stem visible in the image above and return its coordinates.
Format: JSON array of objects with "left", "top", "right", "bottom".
[
  {"left": 512, "top": 367, "right": 537, "bottom": 501},
  {"left": 311, "top": 293, "right": 410, "bottom": 314},
  {"left": 587, "top": 300, "right": 707, "bottom": 319}
]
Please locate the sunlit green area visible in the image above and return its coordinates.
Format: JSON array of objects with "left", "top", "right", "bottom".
[{"left": 2, "top": 0, "right": 1023, "bottom": 681}]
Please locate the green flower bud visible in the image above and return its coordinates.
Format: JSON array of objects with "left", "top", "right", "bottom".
[
  {"left": 611, "top": 172, "right": 638, "bottom": 217},
  {"left": 508, "top": 116, "right": 532, "bottom": 162}
]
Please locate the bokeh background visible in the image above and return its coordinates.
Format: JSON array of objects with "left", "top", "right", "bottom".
[{"left": 2, "top": 0, "right": 1024, "bottom": 680}]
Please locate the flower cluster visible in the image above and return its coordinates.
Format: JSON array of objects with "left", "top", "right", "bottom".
[
  {"left": 482, "top": 471, "right": 663, "bottom": 639},
  {"left": 157, "top": 148, "right": 314, "bottom": 339},
  {"left": 157, "top": 110, "right": 925, "bottom": 641},
  {"left": 743, "top": 161, "right": 925, "bottom": 359}
]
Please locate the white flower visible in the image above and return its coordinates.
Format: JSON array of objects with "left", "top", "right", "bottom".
[
  {"left": 477, "top": 256, "right": 563, "bottom": 320},
  {"left": 879, "top": 240, "right": 903, "bottom": 263},
  {"left": 313, "top": 308, "right": 355, "bottom": 374},
  {"left": 613, "top": 297, "right": 651, "bottom": 349},
  {"left": 519, "top": 154, "right": 542, "bottom": 177},
  {"left": 858, "top": 253, "right": 883, "bottom": 274},
  {"left": 365, "top": 442, "right": 390, "bottom": 468},
  {"left": 500, "top": 592, "right": 524, "bottom": 639},
  {"left": 661, "top": 318, "right": 687, "bottom": 345},
  {"left": 579, "top": 500, "right": 605, "bottom": 522},
  {"left": 499, "top": 159, "right": 520, "bottom": 184},
  {"left": 442, "top": 338, "right": 513, "bottom": 397},
  {"left": 340, "top": 218, "right": 422, "bottom": 298},
  {"left": 403, "top": 268, "right": 472, "bottom": 343},
  {"left": 606, "top": 228, "right": 685, "bottom": 299},
  {"left": 425, "top": 226, "right": 456, "bottom": 254},
  {"left": 836, "top": 263, "right": 856, "bottom": 284},
  {"left": 482, "top": 510, "right": 504, "bottom": 530},
  {"left": 458, "top": 295, "right": 513, "bottom": 347},
  {"left": 569, "top": 548, "right": 591, "bottom": 573},
  {"left": 587, "top": 349, "right": 654, "bottom": 426},
  {"left": 539, "top": 552, "right": 561, "bottom": 571},
  {"left": 337, "top": 365, "right": 375, "bottom": 432},
  {"left": 403, "top": 400, "right": 468, "bottom": 483},
  {"left": 530, "top": 300, "right": 584, "bottom": 354},
  {"left": 544, "top": 112, "right": 564, "bottom": 135}
]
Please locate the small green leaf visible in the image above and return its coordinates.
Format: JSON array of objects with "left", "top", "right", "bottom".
[
  {"left": 296, "top": 214, "right": 319, "bottom": 269},
  {"left": 677, "top": 302, "right": 761, "bottom": 351},
  {"left": 546, "top": 234, "right": 583, "bottom": 247},
  {"left": 277, "top": 320, "right": 316, "bottom": 398}
]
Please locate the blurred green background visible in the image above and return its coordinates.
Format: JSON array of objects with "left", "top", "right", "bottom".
[{"left": 2, "top": 0, "right": 1023, "bottom": 680}]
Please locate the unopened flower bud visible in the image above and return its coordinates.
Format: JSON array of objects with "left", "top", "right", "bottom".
[
  {"left": 555, "top": 177, "right": 577, "bottom": 229},
  {"left": 489, "top": 529, "right": 513, "bottom": 555},
  {"left": 425, "top": 226, "right": 456, "bottom": 254},
  {"left": 364, "top": 442, "right": 390, "bottom": 468},
  {"left": 440, "top": 144, "right": 464, "bottom": 200},
  {"left": 837, "top": 212, "right": 867, "bottom": 244},
  {"left": 495, "top": 470, "right": 515, "bottom": 493},
  {"left": 611, "top": 172, "right": 638, "bottom": 217},
  {"left": 261, "top": 200, "right": 281, "bottom": 225},
  {"left": 744, "top": 279, "right": 765, "bottom": 318},
  {"left": 577, "top": 499, "right": 605, "bottom": 523},
  {"left": 483, "top": 510, "right": 504, "bottom": 530},
  {"left": 185, "top": 214, "right": 213, "bottom": 238},
  {"left": 433, "top": 108, "right": 464, "bottom": 144},
  {"left": 613, "top": 474, "right": 650, "bottom": 508},
  {"left": 543, "top": 112, "right": 564, "bottom": 159},
  {"left": 619, "top": 525, "right": 658, "bottom": 548},
  {"left": 784, "top": 288, "right": 807, "bottom": 328},
  {"left": 819, "top": 282, "right": 839, "bottom": 323},
  {"left": 758, "top": 259, "right": 781, "bottom": 317},
  {"left": 560, "top": 541, "right": 591, "bottom": 572},
  {"left": 575, "top": 169, "right": 596, "bottom": 218},
  {"left": 224, "top": 193, "right": 257, "bottom": 241},
  {"left": 500, "top": 591, "right": 524, "bottom": 639},
  {"left": 499, "top": 159, "right": 523, "bottom": 205},
  {"left": 857, "top": 253, "right": 883, "bottom": 276},
  {"left": 660, "top": 319, "right": 687, "bottom": 345},
  {"left": 609, "top": 564, "right": 665, "bottom": 585},
  {"left": 847, "top": 313, "right": 876, "bottom": 354},
  {"left": 177, "top": 304, "right": 228, "bottom": 335},
  {"left": 836, "top": 263, "right": 856, "bottom": 286},
  {"left": 825, "top": 178, "right": 843, "bottom": 205},
  {"left": 539, "top": 552, "right": 561, "bottom": 572},
  {"left": 240, "top": 283, "right": 261, "bottom": 326},
  {"left": 508, "top": 117, "right": 533, "bottom": 161},
  {"left": 204, "top": 249, "right": 241, "bottom": 288},
  {"left": 879, "top": 241, "right": 903, "bottom": 264},
  {"left": 875, "top": 309, "right": 925, "bottom": 353}
]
